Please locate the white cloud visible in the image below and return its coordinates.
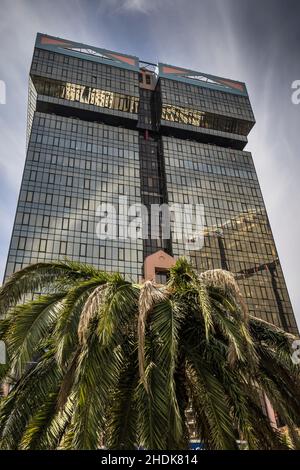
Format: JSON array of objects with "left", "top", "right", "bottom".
[
  {"left": 121, "top": 0, "right": 154, "bottom": 14},
  {"left": 101, "top": 0, "right": 167, "bottom": 16}
]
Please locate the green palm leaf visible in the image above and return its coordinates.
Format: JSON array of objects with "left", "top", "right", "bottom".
[{"left": 0, "top": 258, "right": 299, "bottom": 450}]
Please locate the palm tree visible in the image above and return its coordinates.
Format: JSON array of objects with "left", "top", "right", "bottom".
[{"left": 0, "top": 258, "right": 299, "bottom": 450}]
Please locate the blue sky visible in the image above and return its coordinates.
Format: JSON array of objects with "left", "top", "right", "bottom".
[{"left": 0, "top": 0, "right": 299, "bottom": 325}]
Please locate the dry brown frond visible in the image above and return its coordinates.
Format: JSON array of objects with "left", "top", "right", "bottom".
[
  {"left": 78, "top": 284, "right": 107, "bottom": 345},
  {"left": 199, "top": 269, "right": 248, "bottom": 320}
]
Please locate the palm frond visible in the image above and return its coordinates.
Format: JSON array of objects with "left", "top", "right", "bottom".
[
  {"left": 0, "top": 260, "right": 100, "bottom": 315},
  {"left": 55, "top": 278, "right": 107, "bottom": 369},
  {"left": 5, "top": 293, "right": 65, "bottom": 375},
  {"left": 200, "top": 269, "right": 248, "bottom": 320},
  {"left": 186, "top": 362, "right": 238, "bottom": 450},
  {"left": 19, "top": 391, "right": 59, "bottom": 450},
  {"left": 106, "top": 344, "right": 139, "bottom": 449},
  {"left": 0, "top": 349, "right": 60, "bottom": 449},
  {"left": 1, "top": 257, "right": 299, "bottom": 450},
  {"left": 149, "top": 298, "right": 185, "bottom": 446},
  {"left": 138, "top": 281, "right": 168, "bottom": 389}
]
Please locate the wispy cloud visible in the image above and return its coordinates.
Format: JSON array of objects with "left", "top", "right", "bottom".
[
  {"left": 121, "top": 0, "right": 155, "bottom": 14},
  {"left": 100, "top": 0, "right": 166, "bottom": 16}
]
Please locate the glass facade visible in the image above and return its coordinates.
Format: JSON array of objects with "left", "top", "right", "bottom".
[
  {"left": 159, "top": 76, "right": 255, "bottom": 121},
  {"left": 4, "top": 33, "right": 298, "bottom": 333},
  {"left": 32, "top": 76, "right": 139, "bottom": 115},
  {"left": 163, "top": 137, "right": 297, "bottom": 332},
  {"left": 6, "top": 113, "right": 143, "bottom": 280},
  {"left": 161, "top": 104, "right": 252, "bottom": 135},
  {"left": 30, "top": 47, "right": 139, "bottom": 98}
]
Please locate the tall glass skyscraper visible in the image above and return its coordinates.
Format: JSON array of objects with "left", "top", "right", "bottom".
[{"left": 4, "top": 33, "right": 298, "bottom": 334}]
